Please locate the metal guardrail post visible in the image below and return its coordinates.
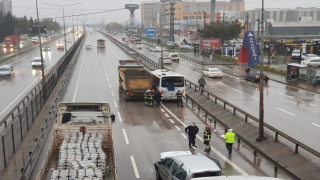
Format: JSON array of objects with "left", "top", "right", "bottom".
[
  {"left": 233, "top": 109, "right": 236, "bottom": 115},
  {"left": 295, "top": 144, "right": 299, "bottom": 154},
  {"left": 20, "top": 114, "right": 23, "bottom": 141},
  {"left": 11, "top": 124, "right": 15, "bottom": 153},
  {"left": 2, "top": 135, "right": 6, "bottom": 168},
  {"left": 26, "top": 107, "right": 29, "bottom": 131},
  {"left": 275, "top": 132, "right": 278, "bottom": 142},
  {"left": 31, "top": 99, "right": 34, "bottom": 123}
]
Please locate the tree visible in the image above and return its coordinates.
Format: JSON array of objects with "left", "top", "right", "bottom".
[
  {"left": 105, "top": 22, "right": 124, "bottom": 31},
  {"left": 197, "top": 20, "right": 244, "bottom": 43}
]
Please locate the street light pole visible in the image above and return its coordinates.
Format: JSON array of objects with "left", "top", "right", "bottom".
[
  {"left": 160, "top": 6, "right": 164, "bottom": 69},
  {"left": 196, "top": 4, "right": 199, "bottom": 29},
  {"left": 257, "top": 0, "right": 267, "bottom": 142},
  {"left": 35, "top": 0, "right": 46, "bottom": 99},
  {"left": 72, "top": 13, "right": 75, "bottom": 44}
]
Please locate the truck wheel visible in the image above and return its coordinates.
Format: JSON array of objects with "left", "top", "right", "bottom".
[{"left": 155, "top": 168, "right": 162, "bottom": 180}]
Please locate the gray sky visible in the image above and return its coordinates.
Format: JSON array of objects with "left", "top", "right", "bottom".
[{"left": 11, "top": 0, "right": 320, "bottom": 25}]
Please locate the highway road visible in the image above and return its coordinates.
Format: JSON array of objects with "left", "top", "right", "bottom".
[
  {"left": 39, "top": 31, "right": 292, "bottom": 179},
  {"left": 112, "top": 35, "right": 320, "bottom": 152},
  {"left": 0, "top": 33, "right": 79, "bottom": 121}
]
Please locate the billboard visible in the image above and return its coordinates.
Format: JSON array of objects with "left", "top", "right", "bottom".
[
  {"left": 200, "top": 38, "right": 221, "bottom": 50},
  {"left": 146, "top": 28, "right": 155, "bottom": 38},
  {"left": 130, "top": 14, "right": 135, "bottom": 25}
]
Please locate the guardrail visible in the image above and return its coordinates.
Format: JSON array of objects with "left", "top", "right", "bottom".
[
  {"left": 0, "top": 33, "right": 85, "bottom": 178},
  {"left": 179, "top": 53, "right": 204, "bottom": 65},
  {"left": 100, "top": 30, "right": 319, "bottom": 180},
  {"left": 0, "top": 33, "right": 70, "bottom": 62}
]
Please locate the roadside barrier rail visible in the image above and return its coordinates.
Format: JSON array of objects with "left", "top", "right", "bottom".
[
  {"left": 179, "top": 53, "right": 204, "bottom": 65},
  {"left": 99, "top": 30, "right": 319, "bottom": 180}
]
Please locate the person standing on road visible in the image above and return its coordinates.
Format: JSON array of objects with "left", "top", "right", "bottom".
[
  {"left": 175, "top": 90, "right": 184, "bottom": 107},
  {"left": 144, "top": 89, "right": 150, "bottom": 106},
  {"left": 290, "top": 70, "right": 296, "bottom": 81},
  {"left": 198, "top": 76, "right": 206, "bottom": 91},
  {"left": 203, "top": 125, "right": 212, "bottom": 152},
  {"left": 185, "top": 122, "right": 199, "bottom": 148},
  {"left": 245, "top": 66, "right": 250, "bottom": 75},
  {"left": 154, "top": 90, "right": 162, "bottom": 107},
  {"left": 224, "top": 129, "right": 236, "bottom": 154}
]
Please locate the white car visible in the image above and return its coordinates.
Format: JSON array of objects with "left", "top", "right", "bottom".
[
  {"left": 202, "top": 68, "right": 223, "bottom": 78},
  {"left": 301, "top": 59, "right": 320, "bottom": 67},
  {"left": 160, "top": 57, "right": 172, "bottom": 64},
  {"left": 31, "top": 57, "right": 44, "bottom": 68},
  {"left": 302, "top": 54, "right": 320, "bottom": 60},
  {"left": 85, "top": 45, "right": 92, "bottom": 50},
  {"left": 150, "top": 47, "right": 161, "bottom": 52},
  {"left": 136, "top": 43, "right": 142, "bottom": 49}
]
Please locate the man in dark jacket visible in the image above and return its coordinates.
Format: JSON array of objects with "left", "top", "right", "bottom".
[
  {"left": 154, "top": 90, "right": 162, "bottom": 107},
  {"left": 198, "top": 76, "right": 206, "bottom": 91},
  {"left": 175, "top": 90, "right": 183, "bottom": 107},
  {"left": 185, "top": 122, "right": 199, "bottom": 148}
]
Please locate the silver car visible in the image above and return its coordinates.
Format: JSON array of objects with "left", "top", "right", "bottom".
[
  {"left": 31, "top": 57, "right": 44, "bottom": 68},
  {"left": 0, "top": 65, "right": 14, "bottom": 77},
  {"left": 154, "top": 151, "right": 222, "bottom": 180}
]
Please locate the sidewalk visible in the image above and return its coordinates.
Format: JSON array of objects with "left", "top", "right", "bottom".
[{"left": 179, "top": 53, "right": 320, "bottom": 94}]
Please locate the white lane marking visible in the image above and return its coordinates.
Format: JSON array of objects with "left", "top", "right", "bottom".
[
  {"left": 0, "top": 80, "right": 6, "bottom": 85},
  {"left": 181, "top": 133, "right": 187, "bottom": 139},
  {"left": 122, "top": 129, "right": 129, "bottom": 144},
  {"left": 277, "top": 92, "right": 284, "bottom": 95},
  {"left": 72, "top": 50, "right": 86, "bottom": 102},
  {"left": 162, "top": 105, "right": 247, "bottom": 175},
  {"left": 104, "top": 69, "right": 107, "bottom": 72},
  {"left": 169, "top": 119, "right": 174, "bottom": 124},
  {"left": 218, "top": 82, "right": 226, "bottom": 86},
  {"left": 105, "top": 40, "right": 121, "bottom": 59},
  {"left": 251, "top": 96, "right": 259, "bottom": 101},
  {"left": 311, "top": 123, "right": 320, "bottom": 128},
  {"left": 164, "top": 113, "right": 169, "bottom": 118},
  {"left": 114, "top": 100, "right": 118, "bottom": 107},
  {"left": 269, "top": 89, "right": 275, "bottom": 92},
  {"left": 161, "top": 108, "right": 165, "bottom": 112},
  {"left": 130, "top": 156, "right": 140, "bottom": 178},
  {"left": 197, "top": 153, "right": 202, "bottom": 155},
  {"left": 107, "top": 77, "right": 109, "bottom": 81},
  {"left": 175, "top": 125, "right": 181, "bottom": 131},
  {"left": 287, "top": 96, "right": 294, "bottom": 98},
  {"left": 297, "top": 99, "right": 305, "bottom": 102},
  {"left": 277, "top": 108, "right": 296, "bottom": 116},
  {"left": 195, "top": 72, "right": 200, "bottom": 75},
  {"left": 109, "top": 84, "right": 112, "bottom": 88},
  {"left": 117, "top": 112, "right": 122, "bottom": 122},
  {"left": 105, "top": 73, "right": 108, "bottom": 76},
  {"left": 232, "top": 88, "right": 243, "bottom": 94},
  {"left": 309, "top": 103, "right": 317, "bottom": 106},
  {"left": 111, "top": 90, "right": 114, "bottom": 96}
]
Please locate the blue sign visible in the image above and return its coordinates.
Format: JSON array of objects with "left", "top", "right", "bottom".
[
  {"left": 243, "top": 31, "right": 260, "bottom": 66},
  {"left": 146, "top": 28, "right": 155, "bottom": 38}
]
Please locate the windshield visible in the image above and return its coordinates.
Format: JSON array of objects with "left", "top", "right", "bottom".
[
  {"left": 33, "top": 59, "right": 41, "bottom": 62},
  {"left": 98, "top": 40, "right": 104, "bottom": 42},
  {"left": 0, "top": 68, "right": 9, "bottom": 71},
  {"left": 309, "top": 54, "right": 319, "bottom": 57},
  {"left": 171, "top": 54, "right": 178, "bottom": 57},
  {"left": 210, "top": 69, "right": 221, "bottom": 72},
  {"left": 161, "top": 77, "right": 184, "bottom": 88}
]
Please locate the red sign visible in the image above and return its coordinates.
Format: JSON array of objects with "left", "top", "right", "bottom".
[{"left": 200, "top": 38, "right": 221, "bottom": 50}]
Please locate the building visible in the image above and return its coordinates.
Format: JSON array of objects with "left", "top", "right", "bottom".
[
  {"left": 0, "top": 0, "right": 12, "bottom": 15},
  {"left": 141, "top": 0, "right": 245, "bottom": 28}
]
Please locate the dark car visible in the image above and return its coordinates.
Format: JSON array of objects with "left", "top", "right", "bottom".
[{"left": 245, "top": 72, "right": 269, "bottom": 83}]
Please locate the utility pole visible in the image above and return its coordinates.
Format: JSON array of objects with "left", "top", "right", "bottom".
[
  {"left": 203, "top": 11, "right": 207, "bottom": 28},
  {"left": 257, "top": 0, "right": 267, "bottom": 142},
  {"left": 196, "top": 4, "right": 200, "bottom": 29},
  {"left": 169, "top": 3, "right": 175, "bottom": 42},
  {"left": 245, "top": 13, "right": 250, "bottom": 31},
  {"left": 210, "top": 0, "right": 216, "bottom": 23},
  {"left": 160, "top": 4, "right": 164, "bottom": 69}
]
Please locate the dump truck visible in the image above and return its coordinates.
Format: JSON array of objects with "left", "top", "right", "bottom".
[
  {"left": 3, "top": 35, "right": 20, "bottom": 53},
  {"left": 97, "top": 39, "right": 106, "bottom": 48},
  {"left": 39, "top": 102, "right": 116, "bottom": 180},
  {"left": 118, "top": 60, "right": 153, "bottom": 100}
]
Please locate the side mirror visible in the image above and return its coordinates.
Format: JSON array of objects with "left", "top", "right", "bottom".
[{"left": 110, "top": 114, "right": 115, "bottom": 123}]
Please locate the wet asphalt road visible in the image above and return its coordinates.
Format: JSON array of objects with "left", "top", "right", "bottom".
[
  {"left": 112, "top": 39, "right": 320, "bottom": 152},
  {"left": 57, "top": 31, "right": 292, "bottom": 179},
  {"left": 0, "top": 34, "right": 78, "bottom": 121}
]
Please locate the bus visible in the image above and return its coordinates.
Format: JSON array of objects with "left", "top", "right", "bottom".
[
  {"left": 97, "top": 39, "right": 106, "bottom": 48},
  {"left": 150, "top": 69, "right": 185, "bottom": 100}
]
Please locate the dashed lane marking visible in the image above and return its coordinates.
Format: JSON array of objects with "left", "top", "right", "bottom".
[
  {"left": 107, "top": 77, "right": 110, "bottom": 81},
  {"left": 104, "top": 69, "right": 107, "bottom": 72},
  {"left": 277, "top": 108, "right": 296, "bottom": 116},
  {"left": 297, "top": 99, "right": 305, "bottom": 102},
  {"left": 287, "top": 96, "right": 294, "bottom": 98},
  {"left": 164, "top": 113, "right": 169, "bottom": 118},
  {"left": 0, "top": 80, "right": 6, "bottom": 85},
  {"left": 130, "top": 156, "right": 140, "bottom": 178},
  {"left": 114, "top": 100, "right": 118, "bottom": 107},
  {"left": 232, "top": 88, "right": 243, "bottom": 94},
  {"left": 311, "top": 123, "right": 320, "bottom": 128},
  {"left": 109, "top": 84, "right": 112, "bottom": 88},
  {"left": 105, "top": 73, "right": 108, "bottom": 76},
  {"left": 309, "top": 103, "right": 317, "bottom": 106},
  {"left": 117, "top": 112, "right": 122, "bottom": 122},
  {"left": 218, "top": 82, "right": 226, "bottom": 86},
  {"left": 277, "top": 92, "right": 284, "bottom": 95},
  {"left": 122, "top": 129, "right": 129, "bottom": 144},
  {"left": 111, "top": 90, "right": 114, "bottom": 96},
  {"left": 175, "top": 125, "right": 181, "bottom": 131},
  {"left": 72, "top": 50, "right": 86, "bottom": 102},
  {"left": 251, "top": 96, "right": 259, "bottom": 101},
  {"left": 197, "top": 153, "right": 202, "bottom": 155},
  {"left": 169, "top": 119, "right": 174, "bottom": 124},
  {"left": 181, "top": 133, "right": 187, "bottom": 139},
  {"left": 161, "top": 108, "right": 165, "bottom": 112},
  {"left": 162, "top": 105, "right": 248, "bottom": 175}
]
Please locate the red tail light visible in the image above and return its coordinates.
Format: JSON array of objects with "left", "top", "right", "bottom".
[{"left": 255, "top": 76, "right": 260, "bottom": 78}]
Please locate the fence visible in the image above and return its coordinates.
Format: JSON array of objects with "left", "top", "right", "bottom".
[
  {"left": 100, "top": 30, "right": 320, "bottom": 180},
  {"left": 0, "top": 33, "right": 86, "bottom": 178}
]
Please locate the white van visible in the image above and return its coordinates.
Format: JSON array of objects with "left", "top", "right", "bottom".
[
  {"left": 31, "top": 37, "right": 39, "bottom": 43},
  {"left": 168, "top": 52, "right": 179, "bottom": 62}
]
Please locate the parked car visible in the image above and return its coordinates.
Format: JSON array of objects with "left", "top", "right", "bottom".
[
  {"left": 202, "top": 68, "right": 223, "bottom": 78},
  {"left": 291, "top": 49, "right": 301, "bottom": 59},
  {"left": 154, "top": 151, "right": 222, "bottom": 180},
  {"left": 245, "top": 72, "right": 269, "bottom": 83},
  {"left": 85, "top": 45, "right": 92, "bottom": 50},
  {"left": 0, "top": 65, "right": 14, "bottom": 77},
  {"left": 301, "top": 59, "right": 320, "bottom": 67},
  {"left": 42, "top": 46, "right": 51, "bottom": 51},
  {"left": 150, "top": 47, "right": 161, "bottom": 52},
  {"left": 31, "top": 57, "right": 44, "bottom": 68}
]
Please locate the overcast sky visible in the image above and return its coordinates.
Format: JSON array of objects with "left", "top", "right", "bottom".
[{"left": 11, "top": 0, "right": 320, "bottom": 25}]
